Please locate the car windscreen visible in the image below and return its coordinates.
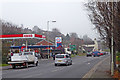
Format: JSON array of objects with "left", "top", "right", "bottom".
[
  {"left": 88, "top": 52, "right": 92, "bottom": 54},
  {"left": 24, "top": 52, "right": 33, "bottom": 55},
  {"left": 12, "top": 53, "right": 21, "bottom": 56},
  {"left": 56, "top": 55, "right": 64, "bottom": 58}
]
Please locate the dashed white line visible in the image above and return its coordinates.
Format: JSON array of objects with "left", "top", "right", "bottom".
[{"left": 51, "top": 67, "right": 65, "bottom": 72}]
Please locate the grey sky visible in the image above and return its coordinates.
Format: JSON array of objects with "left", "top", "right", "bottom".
[{"left": 1, "top": 0, "right": 99, "bottom": 39}]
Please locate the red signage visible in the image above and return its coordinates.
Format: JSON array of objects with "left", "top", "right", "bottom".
[
  {"left": 23, "top": 34, "right": 34, "bottom": 37},
  {"left": 0, "top": 34, "right": 45, "bottom": 39}
]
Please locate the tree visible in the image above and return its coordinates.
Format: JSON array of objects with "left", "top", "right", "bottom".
[
  {"left": 86, "top": 1, "right": 120, "bottom": 69},
  {"left": 65, "top": 33, "right": 70, "bottom": 41},
  {"left": 83, "top": 35, "right": 94, "bottom": 45},
  {"left": 70, "top": 32, "right": 78, "bottom": 38},
  {"left": 32, "top": 26, "right": 42, "bottom": 34},
  {"left": 52, "top": 28, "right": 60, "bottom": 33}
]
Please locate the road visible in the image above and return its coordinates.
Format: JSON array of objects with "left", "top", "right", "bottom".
[{"left": 2, "top": 55, "right": 109, "bottom": 78}]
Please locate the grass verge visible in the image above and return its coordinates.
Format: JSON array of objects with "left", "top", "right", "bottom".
[
  {"left": 71, "top": 54, "right": 76, "bottom": 57},
  {"left": 78, "top": 53, "right": 86, "bottom": 56},
  {"left": 71, "top": 53, "right": 86, "bottom": 57},
  {"left": 0, "top": 64, "right": 9, "bottom": 67}
]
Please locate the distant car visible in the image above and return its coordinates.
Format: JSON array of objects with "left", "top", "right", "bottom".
[
  {"left": 104, "top": 52, "right": 109, "bottom": 55},
  {"left": 100, "top": 52, "right": 104, "bottom": 56},
  {"left": 55, "top": 54, "right": 72, "bottom": 66},
  {"left": 86, "top": 52, "right": 92, "bottom": 57},
  {"left": 92, "top": 51, "right": 100, "bottom": 57}
]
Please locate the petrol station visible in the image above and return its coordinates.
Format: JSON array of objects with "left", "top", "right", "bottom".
[
  {"left": 0, "top": 34, "right": 63, "bottom": 59},
  {"left": 0, "top": 34, "right": 55, "bottom": 53}
]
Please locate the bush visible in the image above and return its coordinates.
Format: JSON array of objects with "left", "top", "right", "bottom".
[
  {"left": 2, "top": 56, "right": 8, "bottom": 64},
  {"left": 116, "top": 52, "right": 120, "bottom": 56},
  {"left": 116, "top": 52, "right": 120, "bottom": 61}
]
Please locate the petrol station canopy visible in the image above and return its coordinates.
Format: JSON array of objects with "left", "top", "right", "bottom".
[
  {"left": 0, "top": 34, "right": 46, "bottom": 39},
  {"left": 10, "top": 45, "right": 56, "bottom": 49}
]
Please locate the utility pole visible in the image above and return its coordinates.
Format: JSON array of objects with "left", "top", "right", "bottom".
[{"left": 111, "top": 1, "right": 114, "bottom": 76}]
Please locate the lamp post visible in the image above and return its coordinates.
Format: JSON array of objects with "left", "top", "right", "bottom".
[{"left": 47, "top": 20, "right": 56, "bottom": 59}]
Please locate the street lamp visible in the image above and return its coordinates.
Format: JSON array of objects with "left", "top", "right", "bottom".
[
  {"left": 47, "top": 20, "right": 56, "bottom": 59},
  {"left": 111, "top": 1, "right": 114, "bottom": 76}
]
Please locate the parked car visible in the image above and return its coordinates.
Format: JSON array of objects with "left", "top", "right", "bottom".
[
  {"left": 92, "top": 51, "right": 101, "bottom": 57},
  {"left": 100, "top": 52, "right": 104, "bottom": 56},
  {"left": 86, "top": 52, "right": 92, "bottom": 57},
  {"left": 55, "top": 54, "right": 72, "bottom": 66}
]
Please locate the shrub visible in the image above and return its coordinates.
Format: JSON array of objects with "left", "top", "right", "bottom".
[{"left": 2, "top": 56, "right": 8, "bottom": 64}]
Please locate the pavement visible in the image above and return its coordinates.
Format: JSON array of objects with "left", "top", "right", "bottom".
[
  {"left": 1, "top": 55, "right": 112, "bottom": 79},
  {"left": 82, "top": 56, "right": 112, "bottom": 79},
  {"left": 90, "top": 56, "right": 111, "bottom": 78}
]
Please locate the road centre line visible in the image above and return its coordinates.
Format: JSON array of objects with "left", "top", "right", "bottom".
[{"left": 51, "top": 67, "right": 65, "bottom": 72}]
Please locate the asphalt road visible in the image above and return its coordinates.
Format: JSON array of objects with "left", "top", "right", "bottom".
[{"left": 2, "top": 55, "right": 109, "bottom": 78}]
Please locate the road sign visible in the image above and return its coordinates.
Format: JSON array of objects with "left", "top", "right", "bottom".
[
  {"left": 23, "top": 34, "right": 34, "bottom": 38},
  {"left": 55, "top": 37, "right": 62, "bottom": 43},
  {"left": 55, "top": 37, "right": 62, "bottom": 48},
  {"left": 0, "top": 34, "right": 46, "bottom": 39},
  {"left": 69, "top": 45, "right": 76, "bottom": 51}
]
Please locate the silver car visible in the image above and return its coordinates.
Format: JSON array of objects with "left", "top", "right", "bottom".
[{"left": 55, "top": 54, "right": 72, "bottom": 66}]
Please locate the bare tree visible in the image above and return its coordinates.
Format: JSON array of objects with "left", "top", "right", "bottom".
[{"left": 86, "top": 1, "right": 120, "bottom": 69}]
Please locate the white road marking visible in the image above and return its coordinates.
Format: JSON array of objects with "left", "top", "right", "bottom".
[
  {"left": 51, "top": 67, "right": 65, "bottom": 72},
  {"left": 88, "top": 63, "right": 90, "bottom": 64},
  {"left": 22, "top": 73, "right": 43, "bottom": 78}
]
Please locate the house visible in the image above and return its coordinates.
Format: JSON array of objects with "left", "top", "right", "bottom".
[
  {"left": 82, "top": 38, "right": 98, "bottom": 52},
  {"left": 36, "top": 40, "right": 64, "bottom": 58}
]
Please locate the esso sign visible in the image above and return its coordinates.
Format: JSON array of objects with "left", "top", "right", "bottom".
[
  {"left": 55, "top": 37, "right": 62, "bottom": 43},
  {"left": 23, "top": 34, "right": 34, "bottom": 38}
]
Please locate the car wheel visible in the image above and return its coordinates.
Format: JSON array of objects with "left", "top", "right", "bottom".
[
  {"left": 36, "top": 62, "right": 38, "bottom": 66},
  {"left": 66, "top": 62, "right": 69, "bottom": 66},
  {"left": 12, "top": 65, "right": 16, "bottom": 69},
  {"left": 55, "top": 64, "right": 57, "bottom": 66},
  {"left": 25, "top": 63, "right": 28, "bottom": 68}
]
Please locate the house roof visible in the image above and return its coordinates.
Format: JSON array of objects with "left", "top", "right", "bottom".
[
  {"left": 83, "top": 46, "right": 94, "bottom": 52},
  {"left": 36, "top": 39, "right": 54, "bottom": 45}
]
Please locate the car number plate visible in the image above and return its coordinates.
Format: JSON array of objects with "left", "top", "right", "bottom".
[{"left": 58, "top": 60, "right": 62, "bottom": 62}]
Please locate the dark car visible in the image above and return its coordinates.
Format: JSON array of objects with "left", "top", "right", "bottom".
[
  {"left": 92, "top": 51, "right": 100, "bottom": 57},
  {"left": 86, "top": 52, "right": 92, "bottom": 57}
]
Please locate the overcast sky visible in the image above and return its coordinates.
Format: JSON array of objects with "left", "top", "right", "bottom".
[{"left": 1, "top": 0, "right": 99, "bottom": 39}]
